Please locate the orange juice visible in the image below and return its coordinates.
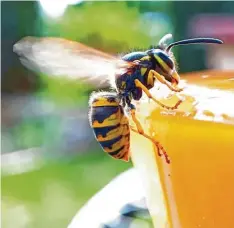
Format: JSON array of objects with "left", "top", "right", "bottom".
[{"left": 130, "top": 71, "right": 234, "bottom": 228}]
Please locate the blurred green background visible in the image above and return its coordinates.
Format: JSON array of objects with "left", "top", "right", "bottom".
[{"left": 1, "top": 1, "right": 234, "bottom": 227}]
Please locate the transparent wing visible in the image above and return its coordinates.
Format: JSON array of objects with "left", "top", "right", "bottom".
[{"left": 13, "top": 37, "right": 126, "bottom": 88}]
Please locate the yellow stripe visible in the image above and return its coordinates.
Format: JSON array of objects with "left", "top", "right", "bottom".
[
  {"left": 114, "top": 144, "right": 130, "bottom": 161},
  {"left": 92, "top": 98, "right": 119, "bottom": 107},
  {"left": 121, "top": 81, "right": 126, "bottom": 89},
  {"left": 97, "top": 125, "right": 130, "bottom": 142},
  {"left": 117, "top": 144, "right": 130, "bottom": 158},
  {"left": 120, "top": 116, "right": 129, "bottom": 125},
  {"left": 104, "top": 138, "right": 125, "bottom": 152},
  {"left": 141, "top": 67, "right": 147, "bottom": 76},
  {"left": 122, "top": 125, "right": 130, "bottom": 136},
  {"left": 140, "top": 56, "right": 150, "bottom": 61},
  {"left": 147, "top": 70, "right": 154, "bottom": 86},
  {"left": 155, "top": 55, "right": 172, "bottom": 74},
  {"left": 97, "top": 128, "right": 121, "bottom": 142},
  {"left": 104, "top": 135, "right": 129, "bottom": 152}
]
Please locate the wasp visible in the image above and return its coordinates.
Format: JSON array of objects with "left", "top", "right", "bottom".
[{"left": 13, "top": 34, "right": 223, "bottom": 164}]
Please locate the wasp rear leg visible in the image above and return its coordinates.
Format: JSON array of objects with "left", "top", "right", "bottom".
[
  {"left": 128, "top": 104, "right": 170, "bottom": 164},
  {"left": 129, "top": 108, "right": 144, "bottom": 134},
  {"left": 129, "top": 125, "right": 170, "bottom": 164},
  {"left": 134, "top": 79, "right": 182, "bottom": 110}
]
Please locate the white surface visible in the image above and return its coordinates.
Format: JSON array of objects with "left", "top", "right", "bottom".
[{"left": 68, "top": 168, "right": 146, "bottom": 228}]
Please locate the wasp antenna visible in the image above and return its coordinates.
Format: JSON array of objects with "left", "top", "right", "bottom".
[{"left": 166, "top": 38, "right": 223, "bottom": 52}]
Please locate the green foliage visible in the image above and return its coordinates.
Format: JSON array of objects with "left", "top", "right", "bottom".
[
  {"left": 41, "top": 2, "right": 151, "bottom": 53},
  {"left": 11, "top": 119, "right": 46, "bottom": 149},
  {"left": 36, "top": 74, "right": 92, "bottom": 108},
  {"left": 2, "top": 152, "right": 132, "bottom": 228}
]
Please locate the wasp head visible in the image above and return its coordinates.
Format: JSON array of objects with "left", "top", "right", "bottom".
[
  {"left": 146, "top": 33, "right": 223, "bottom": 84},
  {"left": 146, "top": 48, "right": 177, "bottom": 83}
]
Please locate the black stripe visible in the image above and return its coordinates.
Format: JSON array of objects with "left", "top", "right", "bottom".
[
  {"left": 125, "top": 133, "right": 130, "bottom": 138},
  {"left": 158, "top": 51, "right": 174, "bottom": 69},
  {"left": 118, "top": 152, "right": 127, "bottom": 159},
  {"left": 150, "top": 55, "right": 156, "bottom": 70},
  {"left": 91, "top": 106, "right": 119, "bottom": 124},
  {"left": 109, "top": 146, "right": 125, "bottom": 156},
  {"left": 100, "top": 135, "right": 122, "bottom": 149},
  {"left": 93, "top": 124, "right": 120, "bottom": 138}
]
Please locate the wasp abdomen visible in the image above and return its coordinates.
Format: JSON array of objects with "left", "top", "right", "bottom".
[{"left": 89, "top": 92, "right": 130, "bottom": 161}]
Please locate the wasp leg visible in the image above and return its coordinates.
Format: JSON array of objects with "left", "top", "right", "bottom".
[
  {"left": 171, "top": 71, "right": 183, "bottom": 91},
  {"left": 129, "top": 106, "right": 170, "bottom": 164},
  {"left": 171, "top": 71, "right": 180, "bottom": 85},
  {"left": 129, "top": 107, "right": 144, "bottom": 134},
  {"left": 134, "top": 79, "right": 182, "bottom": 110},
  {"left": 149, "top": 70, "right": 183, "bottom": 92}
]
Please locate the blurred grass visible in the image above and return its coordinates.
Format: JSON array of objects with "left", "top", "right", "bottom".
[{"left": 2, "top": 151, "right": 132, "bottom": 228}]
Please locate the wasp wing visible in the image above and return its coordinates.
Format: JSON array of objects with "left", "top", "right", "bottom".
[{"left": 13, "top": 37, "right": 126, "bottom": 88}]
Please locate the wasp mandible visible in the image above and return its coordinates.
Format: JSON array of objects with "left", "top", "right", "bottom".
[{"left": 13, "top": 34, "right": 223, "bottom": 164}]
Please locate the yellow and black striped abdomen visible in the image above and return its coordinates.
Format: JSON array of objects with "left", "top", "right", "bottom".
[{"left": 89, "top": 92, "right": 130, "bottom": 161}]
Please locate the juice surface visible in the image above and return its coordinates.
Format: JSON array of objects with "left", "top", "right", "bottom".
[{"left": 130, "top": 71, "right": 234, "bottom": 228}]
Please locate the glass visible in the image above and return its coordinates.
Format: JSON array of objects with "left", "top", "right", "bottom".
[{"left": 130, "top": 71, "right": 234, "bottom": 228}]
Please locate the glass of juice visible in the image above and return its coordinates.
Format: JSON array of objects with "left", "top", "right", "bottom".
[{"left": 130, "top": 71, "right": 234, "bottom": 228}]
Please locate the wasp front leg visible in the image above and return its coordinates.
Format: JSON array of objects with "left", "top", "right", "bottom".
[
  {"left": 128, "top": 103, "right": 170, "bottom": 164},
  {"left": 134, "top": 79, "right": 182, "bottom": 110},
  {"left": 171, "top": 71, "right": 183, "bottom": 91},
  {"left": 149, "top": 70, "right": 183, "bottom": 92}
]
